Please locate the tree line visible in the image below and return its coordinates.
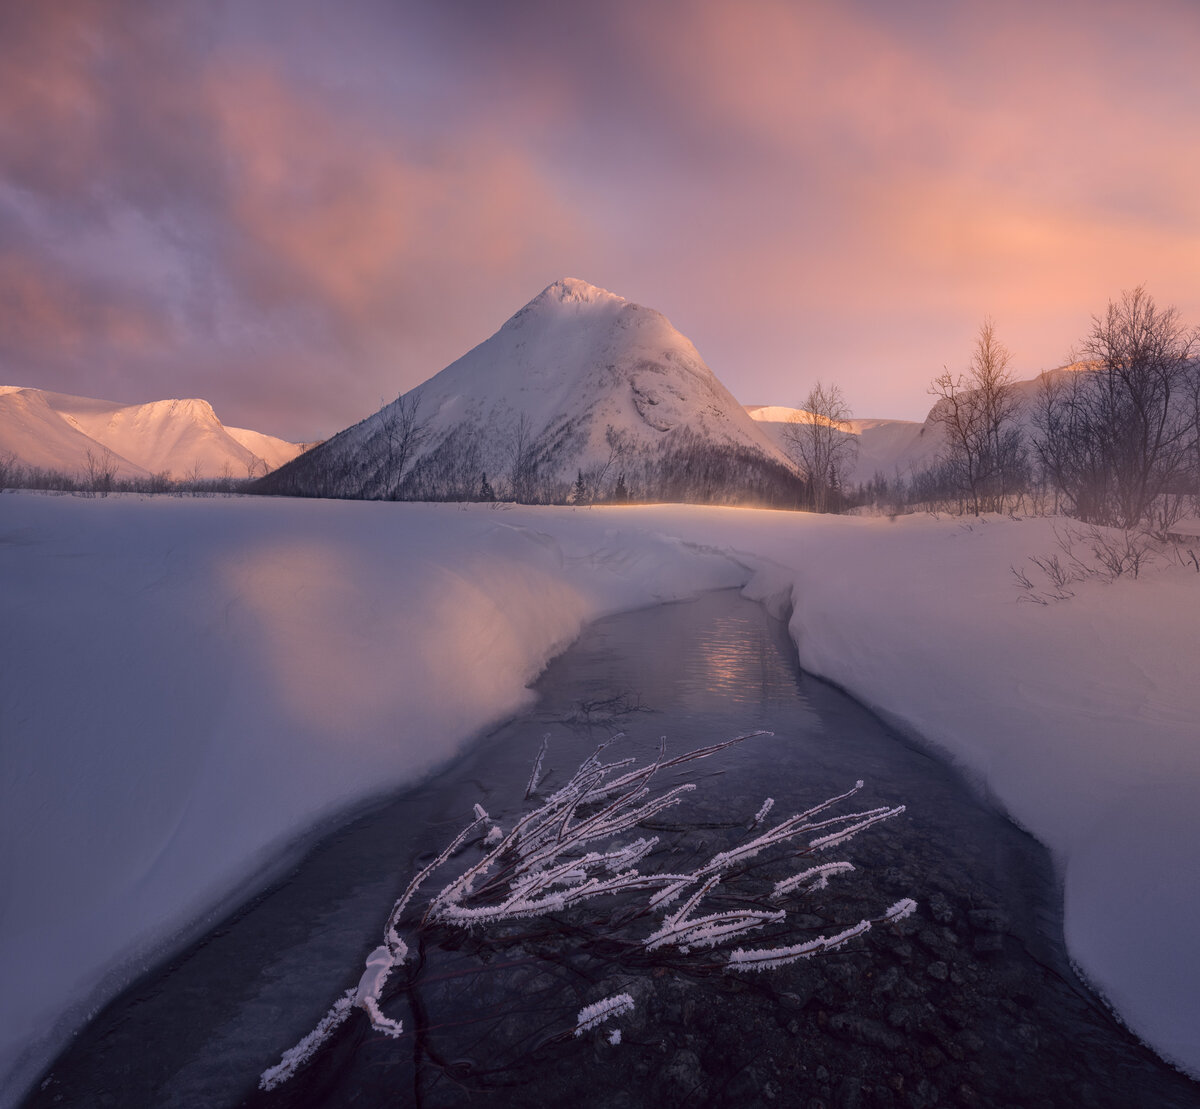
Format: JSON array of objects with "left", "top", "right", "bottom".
[
  {"left": 0, "top": 446, "right": 267, "bottom": 497},
  {"left": 256, "top": 395, "right": 811, "bottom": 508},
  {"left": 791, "top": 287, "right": 1199, "bottom": 532}
]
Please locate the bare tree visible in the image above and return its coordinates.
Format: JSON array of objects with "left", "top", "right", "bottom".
[
  {"left": 1033, "top": 287, "right": 1198, "bottom": 528},
  {"left": 507, "top": 412, "right": 541, "bottom": 502},
  {"left": 574, "top": 425, "right": 630, "bottom": 504},
  {"left": 928, "top": 318, "right": 1026, "bottom": 516},
  {"left": 83, "top": 446, "right": 118, "bottom": 497},
  {"left": 377, "top": 391, "right": 430, "bottom": 499},
  {"left": 783, "top": 382, "right": 856, "bottom": 513},
  {"left": 0, "top": 450, "right": 17, "bottom": 491}
]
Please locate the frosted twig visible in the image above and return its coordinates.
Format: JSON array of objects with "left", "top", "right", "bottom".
[
  {"left": 259, "top": 989, "right": 356, "bottom": 1091},
  {"left": 526, "top": 734, "right": 549, "bottom": 799},
  {"left": 261, "top": 730, "right": 912, "bottom": 1092},
  {"left": 771, "top": 861, "right": 855, "bottom": 899},
  {"left": 727, "top": 919, "right": 875, "bottom": 972},
  {"left": 574, "top": 993, "right": 634, "bottom": 1035},
  {"left": 883, "top": 898, "right": 918, "bottom": 922},
  {"left": 809, "top": 805, "right": 906, "bottom": 850}
]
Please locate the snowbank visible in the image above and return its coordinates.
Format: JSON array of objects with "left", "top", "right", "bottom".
[
  {"left": 0, "top": 494, "right": 743, "bottom": 1103},
  {"left": 628, "top": 505, "right": 1200, "bottom": 1078},
  {"left": 2, "top": 496, "right": 1198, "bottom": 1100}
]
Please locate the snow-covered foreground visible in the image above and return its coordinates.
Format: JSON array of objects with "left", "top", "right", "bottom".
[{"left": 1, "top": 495, "right": 1198, "bottom": 1101}]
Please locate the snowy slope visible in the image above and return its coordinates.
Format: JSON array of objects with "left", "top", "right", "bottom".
[
  {"left": 0, "top": 387, "right": 307, "bottom": 480},
  {"left": 226, "top": 426, "right": 315, "bottom": 473},
  {"left": 0, "top": 388, "right": 149, "bottom": 479},
  {"left": 747, "top": 404, "right": 940, "bottom": 486},
  {"left": 262, "top": 279, "right": 798, "bottom": 501},
  {"left": 844, "top": 417, "right": 941, "bottom": 483},
  {"left": 748, "top": 364, "right": 1081, "bottom": 489}
]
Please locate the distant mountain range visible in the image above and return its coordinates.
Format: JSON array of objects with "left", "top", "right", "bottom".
[
  {"left": 0, "top": 386, "right": 310, "bottom": 481},
  {"left": 260, "top": 278, "right": 1077, "bottom": 504},
  {"left": 259, "top": 279, "right": 804, "bottom": 504}
]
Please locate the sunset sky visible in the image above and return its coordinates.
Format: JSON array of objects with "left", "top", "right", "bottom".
[{"left": 2, "top": 0, "right": 1198, "bottom": 440}]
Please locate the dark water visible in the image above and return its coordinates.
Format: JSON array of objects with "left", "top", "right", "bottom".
[{"left": 26, "top": 591, "right": 1200, "bottom": 1109}]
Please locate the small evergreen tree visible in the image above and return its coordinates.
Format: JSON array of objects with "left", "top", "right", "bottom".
[
  {"left": 613, "top": 472, "right": 629, "bottom": 503},
  {"left": 479, "top": 472, "right": 495, "bottom": 501},
  {"left": 570, "top": 470, "right": 587, "bottom": 505}
]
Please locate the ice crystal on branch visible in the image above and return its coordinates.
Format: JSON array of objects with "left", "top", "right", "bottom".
[
  {"left": 261, "top": 730, "right": 912, "bottom": 1090},
  {"left": 574, "top": 993, "right": 635, "bottom": 1036}
]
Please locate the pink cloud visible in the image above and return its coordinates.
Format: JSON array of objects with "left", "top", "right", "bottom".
[{"left": 205, "top": 59, "right": 591, "bottom": 344}]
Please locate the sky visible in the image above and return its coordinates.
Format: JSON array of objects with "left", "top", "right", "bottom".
[{"left": 2, "top": 0, "right": 1198, "bottom": 440}]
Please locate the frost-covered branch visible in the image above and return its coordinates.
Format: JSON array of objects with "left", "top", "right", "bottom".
[
  {"left": 261, "top": 731, "right": 912, "bottom": 1090},
  {"left": 574, "top": 993, "right": 635, "bottom": 1036},
  {"left": 525, "top": 733, "right": 549, "bottom": 799}
]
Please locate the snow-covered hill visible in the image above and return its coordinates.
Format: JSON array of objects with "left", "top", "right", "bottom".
[
  {"left": 746, "top": 404, "right": 940, "bottom": 487},
  {"left": 0, "top": 386, "right": 309, "bottom": 481},
  {"left": 748, "top": 365, "right": 1089, "bottom": 489},
  {"left": 260, "top": 279, "right": 802, "bottom": 504}
]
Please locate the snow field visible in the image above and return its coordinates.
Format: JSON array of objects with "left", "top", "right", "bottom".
[{"left": 1, "top": 495, "right": 1198, "bottom": 1101}]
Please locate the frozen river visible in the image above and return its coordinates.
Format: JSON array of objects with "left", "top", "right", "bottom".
[{"left": 26, "top": 590, "right": 1200, "bottom": 1108}]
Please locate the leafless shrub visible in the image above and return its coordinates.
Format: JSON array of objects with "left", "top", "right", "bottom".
[
  {"left": 1033, "top": 288, "right": 1198, "bottom": 529},
  {"left": 1015, "top": 522, "right": 1165, "bottom": 602},
  {"left": 1010, "top": 565, "right": 1048, "bottom": 605},
  {"left": 1097, "top": 528, "right": 1156, "bottom": 579},
  {"left": 1029, "top": 553, "right": 1081, "bottom": 596}
]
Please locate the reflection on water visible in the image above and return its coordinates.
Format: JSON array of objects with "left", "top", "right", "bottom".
[{"left": 26, "top": 591, "right": 1200, "bottom": 1109}]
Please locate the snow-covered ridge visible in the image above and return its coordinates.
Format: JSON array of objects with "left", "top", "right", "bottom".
[
  {"left": 747, "top": 362, "right": 1105, "bottom": 488},
  {"left": 746, "top": 404, "right": 935, "bottom": 485},
  {"left": 0, "top": 386, "right": 309, "bottom": 480}
]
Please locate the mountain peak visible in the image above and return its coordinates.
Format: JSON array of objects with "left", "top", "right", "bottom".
[{"left": 541, "top": 278, "right": 624, "bottom": 306}]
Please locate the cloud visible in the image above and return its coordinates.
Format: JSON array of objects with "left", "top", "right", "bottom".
[
  {"left": 0, "top": 6, "right": 592, "bottom": 434},
  {"left": 0, "top": 249, "right": 171, "bottom": 365},
  {"left": 1, "top": 0, "right": 1197, "bottom": 433},
  {"left": 206, "top": 60, "right": 586, "bottom": 338}
]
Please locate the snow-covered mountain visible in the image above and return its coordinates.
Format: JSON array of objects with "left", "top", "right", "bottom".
[
  {"left": 748, "top": 365, "right": 1085, "bottom": 488},
  {"left": 0, "top": 386, "right": 310, "bottom": 481},
  {"left": 260, "top": 279, "right": 802, "bottom": 504},
  {"left": 746, "top": 404, "right": 940, "bottom": 486}
]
